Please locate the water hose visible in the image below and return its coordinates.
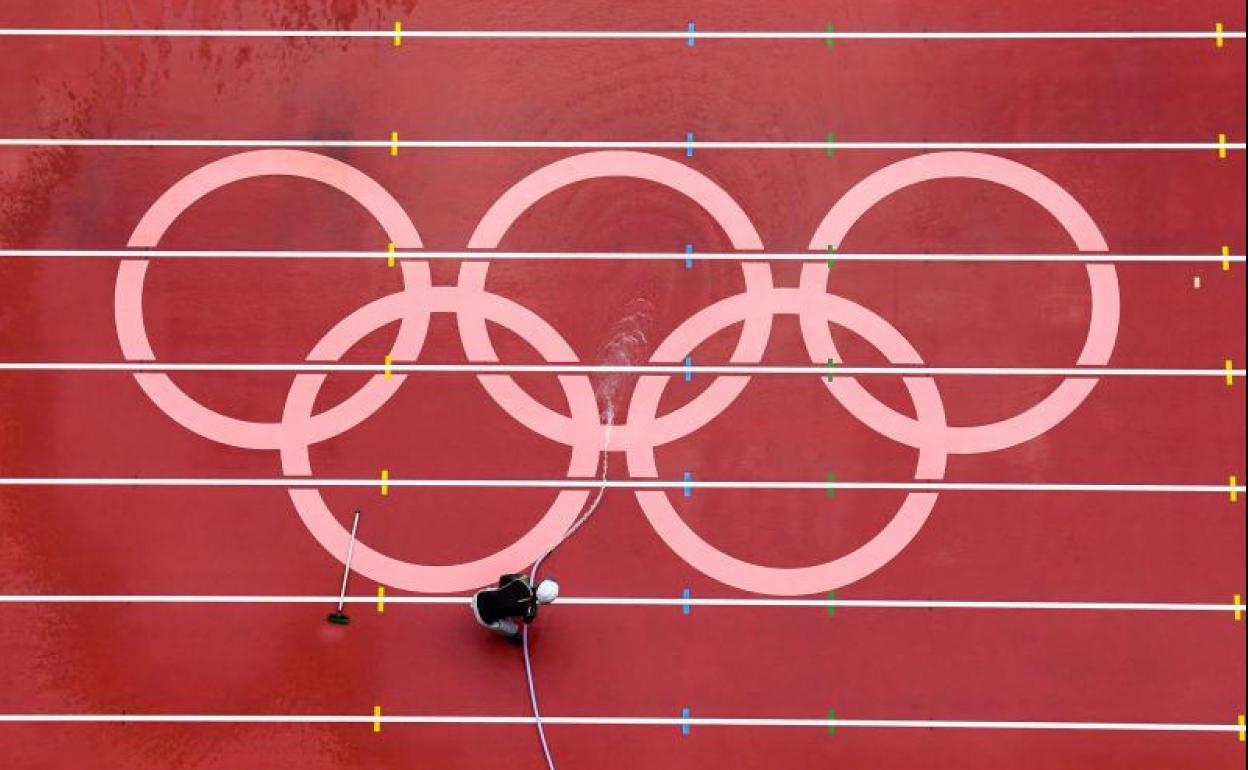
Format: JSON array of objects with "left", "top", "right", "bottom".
[{"left": 522, "top": 408, "right": 614, "bottom": 770}]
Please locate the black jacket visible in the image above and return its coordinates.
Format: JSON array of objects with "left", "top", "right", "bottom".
[{"left": 474, "top": 574, "right": 538, "bottom": 625}]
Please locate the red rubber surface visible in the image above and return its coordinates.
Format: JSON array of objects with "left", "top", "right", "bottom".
[{"left": 1, "top": 2, "right": 1245, "bottom": 768}]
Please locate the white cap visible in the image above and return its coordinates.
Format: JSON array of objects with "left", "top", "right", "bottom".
[{"left": 535, "top": 578, "right": 560, "bottom": 605}]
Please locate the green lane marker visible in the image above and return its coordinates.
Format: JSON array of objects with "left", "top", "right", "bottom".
[
  {"left": 826, "top": 359, "right": 837, "bottom": 382},
  {"left": 827, "top": 244, "right": 836, "bottom": 269},
  {"left": 826, "top": 130, "right": 836, "bottom": 157},
  {"left": 827, "top": 591, "right": 836, "bottom": 616},
  {"left": 826, "top": 471, "right": 836, "bottom": 498},
  {"left": 827, "top": 708, "right": 837, "bottom": 736},
  {"left": 826, "top": 22, "right": 835, "bottom": 49}
]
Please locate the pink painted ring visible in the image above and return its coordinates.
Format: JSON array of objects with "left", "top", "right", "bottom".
[
  {"left": 116, "top": 149, "right": 432, "bottom": 450},
  {"left": 801, "top": 152, "right": 1118, "bottom": 455}
]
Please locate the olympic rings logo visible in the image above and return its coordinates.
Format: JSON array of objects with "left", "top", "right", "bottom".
[{"left": 113, "top": 149, "right": 1119, "bottom": 596}]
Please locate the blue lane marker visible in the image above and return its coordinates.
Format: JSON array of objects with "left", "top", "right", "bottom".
[
  {"left": 685, "top": 242, "right": 694, "bottom": 269},
  {"left": 683, "top": 471, "right": 693, "bottom": 497},
  {"left": 685, "top": 131, "right": 694, "bottom": 158},
  {"left": 683, "top": 356, "right": 693, "bottom": 381},
  {"left": 687, "top": 22, "right": 695, "bottom": 47},
  {"left": 681, "top": 706, "right": 691, "bottom": 735},
  {"left": 682, "top": 587, "right": 691, "bottom": 615}
]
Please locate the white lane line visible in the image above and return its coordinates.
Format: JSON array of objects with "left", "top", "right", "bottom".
[
  {"left": 0, "top": 595, "right": 1241, "bottom": 613},
  {"left": 0, "top": 478, "right": 1242, "bottom": 493},
  {"left": 0, "top": 713, "right": 1239, "bottom": 733},
  {"left": 2, "top": 249, "right": 1245, "bottom": 264},
  {"left": 0, "top": 362, "right": 1242, "bottom": 377},
  {"left": 0, "top": 28, "right": 1244, "bottom": 41},
  {"left": 0, "top": 138, "right": 1242, "bottom": 151}
]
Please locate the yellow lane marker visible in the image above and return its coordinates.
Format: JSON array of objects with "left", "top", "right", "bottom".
[
  {"left": 380, "top": 469, "right": 389, "bottom": 496},
  {"left": 1231, "top": 475, "right": 1239, "bottom": 502},
  {"left": 1215, "top": 22, "right": 1224, "bottom": 48},
  {"left": 377, "top": 585, "right": 386, "bottom": 613},
  {"left": 1239, "top": 713, "right": 1245, "bottom": 741},
  {"left": 387, "top": 242, "right": 396, "bottom": 267},
  {"left": 1227, "top": 359, "right": 1235, "bottom": 386},
  {"left": 393, "top": 21, "right": 403, "bottom": 46},
  {"left": 1217, "top": 133, "right": 1227, "bottom": 159},
  {"left": 390, "top": 131, "right": 400, "bottom": 157},
  {"left": 1234, "top": 594, "right": 1242, "bottom": 621},
  {"left": 1222, "top": 245, "right": 1231, "bottom": 271},
  {"left": 373, "top": 705, "right": 382, "bottom": 733},
  {"left": 384, "top": 355, "right": 393, "bottom": 379}
]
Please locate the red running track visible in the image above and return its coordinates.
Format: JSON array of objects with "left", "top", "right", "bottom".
[{"left": 1, "top": 1, "right": 1245, "bottom": 768}]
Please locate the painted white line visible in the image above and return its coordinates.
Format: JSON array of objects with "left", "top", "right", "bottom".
[
  {"left": 0, "top": 28, "right": 1244, "bottom": 41},
  {"left": 0, "top": 595, "right": 1241, "bottom": 613},
  {"left": 2, "top": 249, "right": 1245, "bottom": 264},
  {"left": 0, "top": 477, "right": 1241, "bottom": 493},
  {"left": 0, "top": 362, "right": 1242, "bottom": 378},
  {"left": 0, "top": 713, "right": 1238, "bottom": 733},
  {"left": 0, "top": 138, "right": 1241, "bottom": 151}
]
